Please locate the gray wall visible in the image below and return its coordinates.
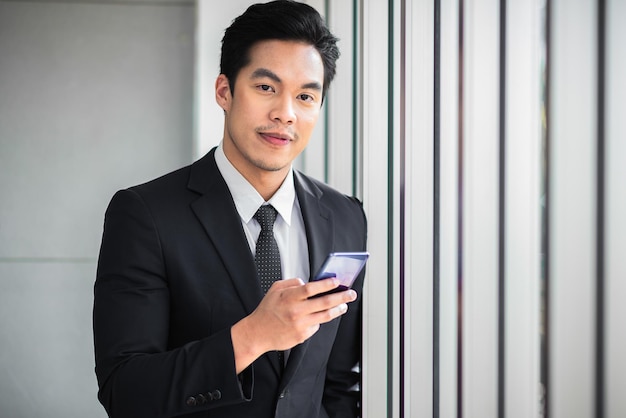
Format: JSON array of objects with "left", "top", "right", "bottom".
[{"left": 0, "top": 1, "right": 195, "bottom": 416}]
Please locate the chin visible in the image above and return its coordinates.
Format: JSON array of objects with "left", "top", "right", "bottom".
[
  {"left": 257, "top": 163, "right": 288, "bottom": 172},
  {"left": 249, "top": 157, "right": 289, "bottom": 173}
]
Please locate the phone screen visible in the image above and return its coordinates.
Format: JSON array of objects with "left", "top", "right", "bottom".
[{"left": 311, "top": 252, "right": 369, "bottom": 294}]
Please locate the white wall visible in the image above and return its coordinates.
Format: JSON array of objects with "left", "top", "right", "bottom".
[{"left": 0, "top": 1, "right": 195, "bottom": 416}]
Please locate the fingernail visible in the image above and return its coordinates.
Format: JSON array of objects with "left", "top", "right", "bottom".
[{"left": 339, "top": 303, "right": 348, "bottom": 313}]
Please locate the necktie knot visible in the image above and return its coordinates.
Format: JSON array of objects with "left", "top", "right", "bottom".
[{"left": 254, "top": 205, "right": 278, "bottom": 231}]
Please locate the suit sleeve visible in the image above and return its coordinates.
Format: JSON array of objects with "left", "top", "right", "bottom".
[
  {"left": 322, "top": 198, "right": 367, "bottom": 418},
  {"left": 93, "top": 189, "right": 252, "bottom": 418}
]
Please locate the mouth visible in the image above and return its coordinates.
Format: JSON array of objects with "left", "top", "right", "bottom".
[{"left": 259, "top": 132, "right": 294, "bottom": 146}]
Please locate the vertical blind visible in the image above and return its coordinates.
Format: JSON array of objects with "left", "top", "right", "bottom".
[{"left": 357, "top": 0, "right": 626, "bottom": 417}]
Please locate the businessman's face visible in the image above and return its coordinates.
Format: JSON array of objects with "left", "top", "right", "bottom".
[{"left": 216, "top": 40, "right": 324, "bottom": 185}]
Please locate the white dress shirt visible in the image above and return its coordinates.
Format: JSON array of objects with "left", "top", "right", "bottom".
[{"left": 214, "top": 143, "right": 310, "bottom": 284}]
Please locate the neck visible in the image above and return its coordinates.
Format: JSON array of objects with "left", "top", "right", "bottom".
[
  {"left": 250, "top": 171, "right": 288, "bottom": 201},
  {"left": 221, "top": 138, "right": 291, "bottom": 201}
]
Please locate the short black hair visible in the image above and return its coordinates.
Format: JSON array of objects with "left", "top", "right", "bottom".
[{"left": 220, "top": 0, "right": 340, "bottom": 100}]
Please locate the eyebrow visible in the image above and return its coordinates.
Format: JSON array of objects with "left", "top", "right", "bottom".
[{"left": 250, "top": 67, "right": 322, "bottom": 92}]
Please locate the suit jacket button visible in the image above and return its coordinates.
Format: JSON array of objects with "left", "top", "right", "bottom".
[
  {"left": 211, "top": 390, "right": 222, "bottom": 400},
  {"left": 197, "top": 394, "right": 207, "bottom": 405},
  {"left": 186, "top": 396, "right": 197, "bottom": 407}
]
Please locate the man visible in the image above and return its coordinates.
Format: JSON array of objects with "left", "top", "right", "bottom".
[{"left": 93, "top": 1, "right": 367, "bottom": 417}]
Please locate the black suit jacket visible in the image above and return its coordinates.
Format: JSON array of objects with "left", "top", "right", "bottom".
[{"left": 93, "top": 148, "right": 367, "bottom": 418}]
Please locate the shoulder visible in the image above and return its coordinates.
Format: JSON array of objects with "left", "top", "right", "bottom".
[
  {"left": 103, "top": 164, "right": 193, "bottom": 227},
  {"left": 130, "top": 164, "right": 192, "bottom": 197},
  {"left": 119, "top": 149, "right": 219, "bottom": 205},
  {"left": 294, "top": 170, "right": 366, "bottom": 234},
  {"left": 294, "top": 170, "right": 363, "bottom": 207}
]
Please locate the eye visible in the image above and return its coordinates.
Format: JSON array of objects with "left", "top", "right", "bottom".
[
  {"left": 257, "top": 84, "right": 275, "bottom": 93},
  {"left": 298, "top": 93, "right": 315, "bottom": 103}
]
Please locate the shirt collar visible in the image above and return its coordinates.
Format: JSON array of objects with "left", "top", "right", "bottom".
[{"left": 214, "top": 143, "right": 295, "bottom": 225}]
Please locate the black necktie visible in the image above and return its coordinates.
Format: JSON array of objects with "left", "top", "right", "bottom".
[
  {"left": 254, "top": 205, "right": 282, "bottom": 293},
  {"left": 254, "top": 205, "right": 285, "bottom": 370}
]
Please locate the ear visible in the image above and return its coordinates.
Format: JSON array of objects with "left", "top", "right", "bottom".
[{"left": 215, "top": 74, "right": 232, "bottom": 112}]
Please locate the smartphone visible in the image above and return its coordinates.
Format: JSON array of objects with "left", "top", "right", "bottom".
[{"left": 310, "top": 252, "right": 369, "bottom": 296}]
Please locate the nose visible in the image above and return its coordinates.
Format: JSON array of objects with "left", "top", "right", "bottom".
[{"left": 269, "top": 95, "right": 296, "bottom": 125}]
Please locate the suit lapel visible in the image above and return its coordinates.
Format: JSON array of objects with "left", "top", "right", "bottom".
[
  {"left": 188, "top": 150, "right": 284, "bottom": 375},
  {"left": 188, "top": 150, "right": 264, "bottom": 316},
  {"left": 188, "top": 155, "right": 335, "bottom": 381},
  {"left": 294, "top": 171, "right": 334, "bottom": 280},
  {"left": 280, "top": 171, "right": 335, "bottom": 389}
]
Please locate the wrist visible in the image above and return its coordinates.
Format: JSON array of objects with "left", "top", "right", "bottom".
[{"left": 231, "top": 316, "right": 265, "bottom": 374}]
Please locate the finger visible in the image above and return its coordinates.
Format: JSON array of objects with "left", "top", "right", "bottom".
[
  {"left": 306, "top": 288, "right": 357, "bottom": 312},
  {"left": 309, "top": 302, "right": 350, "bottom": 325},
  {"left": 268, "top": 277, "right": 305, "bottom": 291},
  {"left": 301, "top": 277, "right": 341, "bottom": 298}
]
